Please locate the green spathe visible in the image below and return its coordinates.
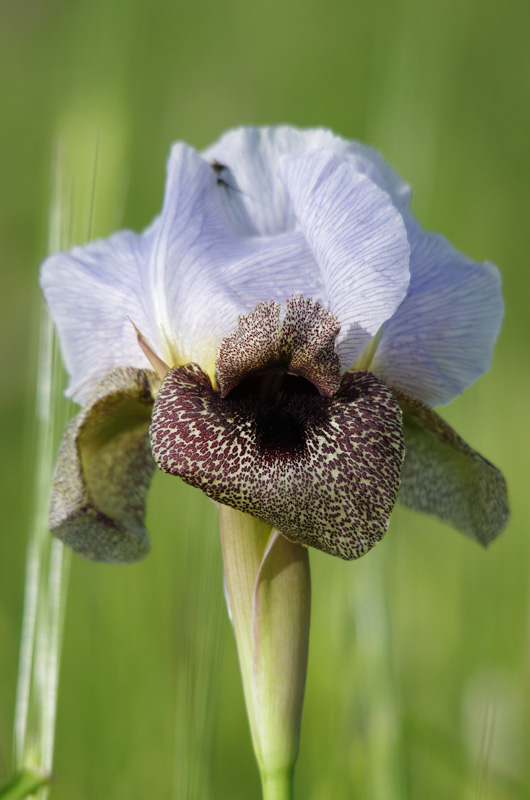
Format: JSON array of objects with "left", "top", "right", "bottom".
[{"left": 219, "top": 507, "right": 310, "bottom": 800}]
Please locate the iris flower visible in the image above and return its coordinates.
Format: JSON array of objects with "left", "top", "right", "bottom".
[
  {"left": 40, "top": 126, "right": 508, "bottom": 795},
  {"left": 41, "top": 125, "right": 507, "bottom": 561}
]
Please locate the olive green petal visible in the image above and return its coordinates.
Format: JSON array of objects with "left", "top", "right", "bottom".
[
  {"left": 50, "top": 367, "right": 159, "bottom": 563},
  {"left": 393, "top": 389, "right": 509, "bottom": 545}
]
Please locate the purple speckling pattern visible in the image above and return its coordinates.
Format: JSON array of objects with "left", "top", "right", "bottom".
[
  {"left": 216, "top": 296, "right": 342, "bottom": 397},
  {"left": 150, "top": 365, "right": 404, "bottom": 560}
]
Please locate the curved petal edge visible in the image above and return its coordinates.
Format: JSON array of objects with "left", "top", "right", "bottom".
[
  {"left": 372, "top": 229, "right": 504, "bottom": 406},
  {"left": 49, "top": 367, "right": 158, "bottom": 563},
  {"left": 394, "top": 389, "right": 509, "bottom": 545}
]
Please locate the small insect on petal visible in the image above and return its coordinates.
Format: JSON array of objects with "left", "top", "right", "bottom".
[{"left": 210, "top": 159, "right": 242, "bottom": 193}]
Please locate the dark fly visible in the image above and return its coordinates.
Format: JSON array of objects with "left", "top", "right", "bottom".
[{"left": 210, "top": 160, "right": 242, "bottom": 194}]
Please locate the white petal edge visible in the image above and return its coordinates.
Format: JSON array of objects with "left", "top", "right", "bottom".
[
  {"left": 371, "top": 226, "right": 504, "bottom": 406},
  {"left": 40, "top": 227, "right": 160, "bottom": 405},
  {"left": 278, "top": 149, "right": 411, "bottom": 369}
]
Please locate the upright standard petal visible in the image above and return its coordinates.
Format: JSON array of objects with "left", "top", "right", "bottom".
[
  {"left": 202, "top": 125, "right": 412, "bottom": 235},
  {"left": 371, "top": 227, "right": 504, "bottom": 406},
  {"left": 339, "top": 140, "right": 413, "bottom": 217},
  {"left": 40, "top": 227, "right": 160, "bottom": 404},
  {"left": 49, "top": 367, "right": 158, "bottom": 562},
  {"left": 146, "top": 143, "right": 324, "bottom": 378},
  {"left": 279, "top": 150, "right": 410, "bottom": 369}
]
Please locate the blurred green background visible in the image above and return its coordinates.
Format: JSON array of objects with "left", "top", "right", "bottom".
[{"left": 1, "top": 0, "right": 529, "bottom": 797}]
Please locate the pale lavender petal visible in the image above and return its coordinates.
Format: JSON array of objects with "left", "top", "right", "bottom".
[
  {"left": 279, "top": 149, "right": 410, "bottom": 369},
  {"left": 40, "top": 226, "right": 161, "bottom": 404},
  {"left": 147, "top": 142, "right": 324, "bottom": 370},
  {"left": 325, "top": 137, "right": 412, "bottom": 215},
  {"left": 202, "top": 126, "right": 342, "bottom": 236},
  {"left": 371, "top": 226, "right": 504, "bottom": 406},
  {"left": 202, "top": 125, "right": 412, "bottom": 236}
]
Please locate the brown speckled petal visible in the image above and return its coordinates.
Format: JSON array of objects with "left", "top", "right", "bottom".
[
  {"left": 150, "top": 365, "right": 405, "bottom": 560},
  {"left": 393, "top": 389, "right": 509, "bottom": 545},
  {"left": 216, "top": 296, "right": 341, "bottom": 397},
  {"left": 216, "top": 300, "right": 282, "bottom": 396},
  {"left": 50, "top": 367, "right": 159, "bottom": 563},
  {"left": 280, "top": 296, "right": 342, "bottom": 396}
]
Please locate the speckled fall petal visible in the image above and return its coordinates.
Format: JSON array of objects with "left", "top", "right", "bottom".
[
  {"left": 216, "top": 296, "right": 342, "bottom": 397},
  {"left": 150, "top": 365, "right": 405, "bottom": 560},
  {"left": 394, "top": 389, "right": 509, "bottom": 545},
  {"left": 49, "top": 367, "right": 158, "bottom": 563}
]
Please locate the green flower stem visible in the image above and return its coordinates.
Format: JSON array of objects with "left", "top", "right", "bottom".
[
  {"left": 219, "top": 507, "right": 311, "bottom": 799},
  {"left": 0, "top": 768, "right": 50, "bottom": 800},
  {"left": 261, "top": 767, "right": 295, "bottom": 800}
]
